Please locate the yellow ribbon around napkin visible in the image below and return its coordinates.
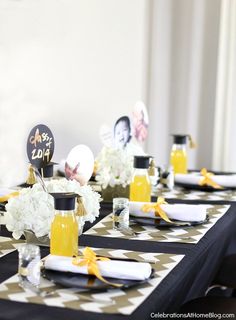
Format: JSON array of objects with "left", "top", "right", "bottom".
[
  {"left": 72, "top": 247, "right": 122, "bottom": 287},
  {"left": 141, "top": 197, "right": 173, "bottom": 223},
  {"left": 0, "top": 191, "right": 19, "bottom": 203},
  {"left": 141, "top": 197, "right": 188, "bottom": 226},
  {"left": 199, "top": 168, "right": 223, "bottom": 189}
]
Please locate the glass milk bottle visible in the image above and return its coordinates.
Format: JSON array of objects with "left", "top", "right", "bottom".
[
  {"left": 50, "top": 192, "right": 78, "bottom": 257},
  {"left": 130, "top": 156, "right": 151, "bottom": 202},
  {"left": 170, "top": 135, "right": 188, "bottom": 174},
  {"left": 112, "top": 197, "right": 129, "bottom": 230},
  {"left": 18, "top": 244, "right": 41, "bottom": 289}
]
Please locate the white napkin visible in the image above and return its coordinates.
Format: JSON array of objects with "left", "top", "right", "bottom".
[
  {"left": 44, "top": 255, "right": 152, "bottom": 280},
  {"left": 175, "top": 173, "right": 236, "bottom": 188},
  {"left": 129, "top": 201, "right": 208, "bottom": 222}
]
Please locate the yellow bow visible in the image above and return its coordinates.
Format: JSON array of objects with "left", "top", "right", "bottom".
[
  {"left": 0, "top": 191, "right": 19, "bottom": 203},
  {"left": 199, "top": 168, "right": 223, "bottom": 189},
  {"left": 141, "top": 197, "right": 174, "bottom": 224},
  {"left": 141, "top": 197, "right": 188, "bottom": 226},
  {"left": 72, "top": 247, "right": 122, "bottom": 287}
]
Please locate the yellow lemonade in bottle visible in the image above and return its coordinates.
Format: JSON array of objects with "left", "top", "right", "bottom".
[
  {"left": 50, "top": 212, "right": 78, "bottom": 257},
  {"left": 50, "top": 192, "right": 78, "bottom": 257},
  {"left": 170, "top": 149, "right": 187, "bottom": 174},
  {"left": 170, "top": 135, "right": 189, "bottom": 174},
  {"left": 130, "top": 156, "right": 151, "bottom": 202},
  {"left": 130, "top": 174, "right": 151, "bottom": 202}
]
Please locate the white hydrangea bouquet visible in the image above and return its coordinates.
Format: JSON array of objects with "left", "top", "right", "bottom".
[
  {"left": 5, "top": 178, "right": 101, "bottom": 240},
  {"left": 95, "top": 147, "right": 134, "bottom": 188}
]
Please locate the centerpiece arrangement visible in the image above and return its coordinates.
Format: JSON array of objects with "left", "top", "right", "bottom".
[
  {"left": 5, "top": 178, "right": 101, "bottom": 240},
  {"left": 95, "top": 146, "right": 134, "bottom": 201},
  {"left": 95, "top": 103, "right": 149, "bottom": 201},
  {"left": 5, "top": 124, "right": 101, "bottom": 245}
]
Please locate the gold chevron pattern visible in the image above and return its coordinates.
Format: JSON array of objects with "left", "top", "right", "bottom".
[
  {"left": 0, "top": 247, "right": 184, "bottom": 315},
  {"left": 85, "top": 205, "right": 229, "bottom": 243}
]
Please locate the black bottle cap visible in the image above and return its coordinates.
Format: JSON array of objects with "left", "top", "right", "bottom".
[
  {"left": 39, "top": 162, "right": 57, "bottom": 178},
  {"left": 171, "top": 134, "right": 188, "bottom": 145},
  {"left": 133, "top": 156, "right": 151, "bottom": 169},
  {"left": 50, "top": 192, "right": 78, "bottom": 211}
]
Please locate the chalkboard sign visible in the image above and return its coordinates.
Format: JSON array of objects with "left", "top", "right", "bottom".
[{"left": 27, "top": 124, "right": 55, "bottom": 168}]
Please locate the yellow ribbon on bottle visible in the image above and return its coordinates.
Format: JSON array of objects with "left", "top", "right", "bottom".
[
  {"left": 72, "top": 247, "right": 122, "bottom": 287},
  {"left": 141, "top": 197, "right": 188, "bottom": 226},
  {"left": 0, "top": 191, "right": 19, "bottom": 203},
  {"left": 199, "top": 168, "right": 223, "bottom": 189}
]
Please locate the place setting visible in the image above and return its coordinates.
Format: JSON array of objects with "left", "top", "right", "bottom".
[
  {"left": 148, "top": 135, "right": 236, "bottom": 203},
  {"left": 84, "top": 197, "right": 230, "bottom": 243},
  {"left": 174, "top": 168, "right": 236, "bottom": 191},
  {"left": 154, "top": 168, "right": 236, "bottom": 202},
  {"left": 0, "top": 244, "right": 184, "bottom": 315}
]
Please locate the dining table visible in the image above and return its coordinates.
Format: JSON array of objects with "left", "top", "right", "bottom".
[{"left": 0, "top": 190, "right": 236, "bottom": 320}]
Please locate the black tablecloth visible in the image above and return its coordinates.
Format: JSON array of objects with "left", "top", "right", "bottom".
[{"left": 0, "top": 202, "right": 236, "bottom": 320}]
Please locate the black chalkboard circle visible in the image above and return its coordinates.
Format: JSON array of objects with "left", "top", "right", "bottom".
[{"left": 27, "top": 124, "right": 55, "bottom": 168}]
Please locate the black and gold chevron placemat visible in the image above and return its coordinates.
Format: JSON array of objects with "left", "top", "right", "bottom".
[
  {"left": 0, "top": 247, "right": 184, "bottom": 315},
  {"left": 85, "top": 205, "right": 229, "bottom": 244}
]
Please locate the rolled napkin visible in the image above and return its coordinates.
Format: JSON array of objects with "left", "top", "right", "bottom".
[
  {"left": 44, "top": 254, "right": 152, "bottom": 281},
  {"left": 175, "top": 173, "right": 236, "bottom": 188},
  {"left": 129, "top": 201, "right": 207, "bottom": 222}
]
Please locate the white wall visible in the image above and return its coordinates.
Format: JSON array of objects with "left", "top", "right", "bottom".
[{"left": 0, "top": 0, "right": 147, "bottom": 186}]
